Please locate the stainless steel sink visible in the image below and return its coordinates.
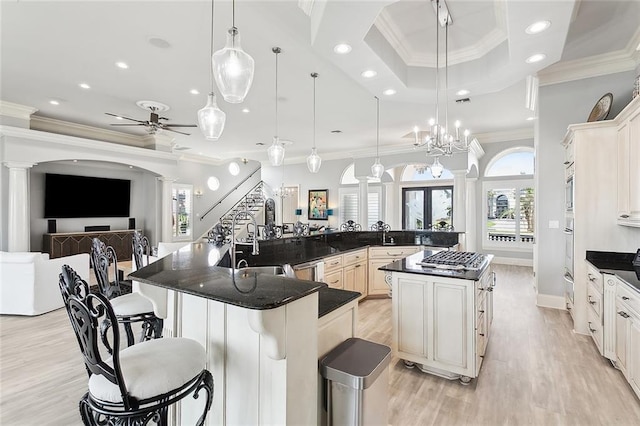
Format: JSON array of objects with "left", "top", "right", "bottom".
[{"left": 233, "top": 266, "right": 285, "bottom": 279}]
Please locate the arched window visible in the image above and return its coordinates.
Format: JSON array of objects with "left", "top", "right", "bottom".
[
  {"left": 401, "top": 164, "right": 453, "bottom": 181},
  {"left": 338, "top": 163, "right": 381, "bottom": 229},
  {"left": 485, "top": 148, "right": 534, "bottom": 177}
]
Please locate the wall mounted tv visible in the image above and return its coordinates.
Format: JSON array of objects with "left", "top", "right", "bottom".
[{"left": 44, "top": 173, "right": 131, "bottom": 218}]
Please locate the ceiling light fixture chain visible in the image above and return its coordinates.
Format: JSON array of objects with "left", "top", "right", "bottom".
[
  {"left": 267, "top": 47, "right": 285, "bottom": 166},
  {"left": 198, "top": 0, "right": 226, "bottom": 140},
  {"left": 306, "top": 72, "right": 322, "bottom": 173},
  {"left": 212, "top": 0, "right": 255, "bottom": 103},
  {"left": 371, "top": 96, "right": 384, "bottom": 179}
]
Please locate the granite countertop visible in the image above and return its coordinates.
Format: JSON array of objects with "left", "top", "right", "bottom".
[
  {"left": 586, "top": 250, "right": 640, "bottom": 293},
  {"left": 379, "top": 250, "right": 493, "bottom": 281},
  {"left": 129, "top": 242, "right": 325, "bottom": 311},
  {"left": 318, "top": 287, "right": 361, "bottom": 317}
]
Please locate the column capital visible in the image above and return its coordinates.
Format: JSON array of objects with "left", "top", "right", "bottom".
[
  {"left": 4, "top": 161, "right": 35, "bottom": 169},
  {"left": 157, "top": 176, "right": 178, "bottom": 183}
]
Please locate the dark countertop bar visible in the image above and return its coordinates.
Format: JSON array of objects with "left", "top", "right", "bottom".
[
  {"left": 586, "top": 250, "right": 640, "bottom": 293},
  {"left": 233, "top": 230, "right": 462, "bottom": 268},
  {"left": 379, "top": 250, "right": 493, "bottom": 281},
  {"left": 129, "top": 242, "right": 325, "bottom": 311},
  {"left": 318, "top": 287, "right": 361, "bottom": 318}
]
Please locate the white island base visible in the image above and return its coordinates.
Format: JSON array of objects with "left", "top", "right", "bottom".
[{"left": 170, "top": 291, "right": 319, "bottom": 425}]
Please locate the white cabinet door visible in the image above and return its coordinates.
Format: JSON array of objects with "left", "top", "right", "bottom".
[
  {"left": 628, "top": 314, "right": 640, "bottom": 398},
  {"left": 395, "top": 276, "right": 428, "bottom": 356},
  {"left": 617, "top": 122, "right": 630, "bottom": 221},
  {"left": 615, "top": 301, "right": 629, "bottom": 376},
  {"left": 432, "top": 280, "right": 472, "bottom": 373}
]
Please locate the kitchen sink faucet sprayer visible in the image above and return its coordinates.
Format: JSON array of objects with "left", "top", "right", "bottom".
[{"left": 230, "top": 210, "right": 259, "bottom": 269}]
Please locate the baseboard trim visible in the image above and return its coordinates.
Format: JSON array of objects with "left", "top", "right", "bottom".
[
  {"left": 492, "top": 256, "right": 533, "bottom": 267},
  {"left": 536, "top": 294, "right": 566, "bottom": 310}
]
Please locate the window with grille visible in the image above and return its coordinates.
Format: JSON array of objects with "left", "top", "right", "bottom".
[{"left": 339, "top": 186, "right": 381, "bottom": 229}]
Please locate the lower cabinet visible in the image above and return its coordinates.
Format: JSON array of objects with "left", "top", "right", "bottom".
[
  {"left": 368, "top": 246, "right": 421, "bottom": 297},
  {"left": 344, "top": 259, "right": 367, "bottom": 300},
  {"left": 615, "top": 280, "right": 640, "bottom": 399},
  {"left": 391, "top": 265, "right": 494, "bottom": 381}
]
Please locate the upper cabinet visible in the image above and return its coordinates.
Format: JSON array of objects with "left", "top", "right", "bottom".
[{"left": 616, "top": 97, "right": 640, "bottom": 227}]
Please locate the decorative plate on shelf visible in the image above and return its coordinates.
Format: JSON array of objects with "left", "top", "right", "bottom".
[{"left": 587, "top": 93, "right": 613, "bottom": 122}]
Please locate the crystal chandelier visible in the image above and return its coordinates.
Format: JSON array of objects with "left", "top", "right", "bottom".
[
  {"left": 307, "top": 72, "right": 322, "bottom": 173},
  {"left": 267, "top": 47, "right": 285, "bottom": 166},
  {"left": 414, "top": 0, "right": 471, "bottom": 175},
  {"left": 198, "top": 0, "right": 226, "bottom": 140},
  {"left": 212, "top": 0, "right": 254, "bottom": 103},
  {"left": 371, "top": 96, "right": 384, "bottom": 179}
]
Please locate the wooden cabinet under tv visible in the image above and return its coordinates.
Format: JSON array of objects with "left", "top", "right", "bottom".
[{"left": 43, "top": 230, "right": 135, "bottom": 261}]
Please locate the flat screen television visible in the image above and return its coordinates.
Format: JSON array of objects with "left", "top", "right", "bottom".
[{"left": 44, "top": 173, "right": 131, "bottom": 218}]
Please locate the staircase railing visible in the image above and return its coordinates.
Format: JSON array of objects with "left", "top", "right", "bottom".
[{"left": 199, "top": 167, "right": 261, "bottom": 222}]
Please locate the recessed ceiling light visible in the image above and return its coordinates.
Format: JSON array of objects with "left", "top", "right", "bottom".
[
  {"left": 334, "top": 43, "right": 352, "bottom": 54},
  {"left": 79, "top": 83, "right": 90, "bottom": 89},
  {"left": 242, "top": 108, "right": 250, "bottom": 113},
  {"left": 526, "top": 116, "right": 536, "bottom": 121},
  {"left": 49, "top": 100, "right": 59, "bottom": 105},
  {"left": 361, "top": 69, "right": 377, "bottom": 78},
  {"left": 190, "top": 89, "right": 199, "bottom": 95},
  {"left": 116, "top": 61, "right": 129, "bottom": 69},
  {"left": 115, "top": 116, "right": 123, "bottom": 120},
  {"left": 456, "top": 89, "right": 470, "bottom": 96},
  {"left": 129, "top": 165, "right": 134, "bottom": 168},
  {"left": 383, "top": 89, "right": 396, "bottom": 96},
  {"left": 526, "top": 53, "right": 546, "bottom": 63},
  {"left": 148, "top": 37, "right": 171, "bottom": 49},
  {"left": 525, "top": 20, "right": 551, "bottom": 35},
  {"left": 207, "top": 176, "right": 220, "bottom": 191}
]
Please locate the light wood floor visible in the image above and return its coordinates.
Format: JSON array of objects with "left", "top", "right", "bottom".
[{"left": 1, "top": 264, "right": 639, "bottom": 425}]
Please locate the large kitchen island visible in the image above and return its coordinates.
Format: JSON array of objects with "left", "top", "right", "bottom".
[{"left": 380, "top": 250, "right": 495, "bottom": 383}]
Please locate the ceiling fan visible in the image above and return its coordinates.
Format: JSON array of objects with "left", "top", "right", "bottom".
[{"left": 106, "top": 100, "right": 197, "bottom": 136}]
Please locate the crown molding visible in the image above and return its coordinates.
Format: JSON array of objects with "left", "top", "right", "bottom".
[
  {"left": 474, "top": 127, "right": 534, "bottom": 144},
  {"left": 374, "top": 9, "right": 413, "bottom": 66},
  {"left": 538, "top": 28, "right": 640, "bottom": 86},
  {"left": 30, "top": 116, "right": 145, "bottom": 147},
  {"left": 297, "top": 0, "right": 315, "bottom": 17},
  {"left": 0, "top": 101, "right": 38, "bottom": 120}
]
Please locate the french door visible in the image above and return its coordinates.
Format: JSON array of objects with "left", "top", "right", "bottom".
[{"left": 402, "top": 186, "right": 453, "bottom": 230}]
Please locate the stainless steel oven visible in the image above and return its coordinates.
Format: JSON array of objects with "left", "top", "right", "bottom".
[{"left": 563, "top": 217, "right": 574, "bottom": 303}]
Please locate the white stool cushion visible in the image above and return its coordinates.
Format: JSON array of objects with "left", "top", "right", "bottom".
[
  {"left": 110, "top": 292, "right": 154, "bottom": 317},
  {"left": 88, "top": 338, "right": 206, "bottom": 403}
]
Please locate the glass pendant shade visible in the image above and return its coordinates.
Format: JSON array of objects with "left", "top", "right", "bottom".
[
  {"left": 430, "top": 157, "right": 444, "bottom": 179},
  {"left": 307, "top": 148, "right": 322, "bottom": 173},
  {"left": 212, "top": 29, "right": 254, "bottom": 103},
  {"left": 371, "top": 159, "right": 384, "bottom": 179},
  {"left": 267, "top": 137, "right": 285, "bottom": 166},
  {"left": 198, "top": 93, "right": 226, "bottom": 140}
]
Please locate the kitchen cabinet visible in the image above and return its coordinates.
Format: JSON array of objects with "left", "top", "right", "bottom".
[
  {"left": 615, "top": 96, "right": 640, "bottom": 227},
  {"left": 391, "top": 264, "right": 494, "bottom": 382},
  {"left": 323, "top": 254, "right": 344, "bottom": 289},
  {"left": 614, "top": 278, "right": 640, "bottom": 400},
  {"left": 586, "top": 262, "right": 604, "bottom": 356},
  {"left": 343, "top": 248, "right": 368, "bottom": 299},
  {"left": 368, "top": 246, "right": 421, "bottom": 297}
]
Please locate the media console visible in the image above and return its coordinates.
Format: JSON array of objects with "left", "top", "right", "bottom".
[{"left": 43, "top": 229, "right": 135, "bottom": 261}]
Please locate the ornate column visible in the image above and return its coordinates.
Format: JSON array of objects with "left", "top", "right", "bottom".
[
  {"left": 452, "top": 170, "right": 467, "bottom": 233},
  {"left": 358, "top": 177, "right": 368, "bottom": 229},
  {"left": 5, "top": 162, "right": 34, "bottom": 252},
  {"left": 158, "top": 177, "right": 176, "bottom": 242}
]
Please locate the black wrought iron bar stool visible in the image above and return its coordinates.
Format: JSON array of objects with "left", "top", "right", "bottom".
[
  {"left": 91, "top": 237, "right": 162, "bottom": 348},
  {"left": 59, "top": 264, "right": 213, "bottom": 425},
  {"left": 340, "top": 220, "right": 362, "bottom": 232}
]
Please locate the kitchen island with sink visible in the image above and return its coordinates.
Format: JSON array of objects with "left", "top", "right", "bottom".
[
  {"left": 380, "top": 250, "right": 495, "bottom": 383},
  {"left": 129, "top": 242, "right": 360, "bottom": 425}
]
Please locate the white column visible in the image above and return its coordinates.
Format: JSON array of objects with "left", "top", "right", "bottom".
[
  {"left": 358, "top": 177, "right": 368, "bottom": 229},
  {"left": 452, "top": 170, "right": 467, "bottom": 233},
  {"left": 465, "top": 177, "right": 478, "bottom": 252},
  {"left": 159, "top": 177, "right": 176, "bottom": 242},
  {"left": 5, "top": 162, "right": 34, "bottom": 252},
  {"left": 383, "top": 182, "right": 395, "bottom": 227}
]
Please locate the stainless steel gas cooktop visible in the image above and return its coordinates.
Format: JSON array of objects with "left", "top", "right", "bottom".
[{"left": 417, "top": 251, "right": 489, "bottom": 271}]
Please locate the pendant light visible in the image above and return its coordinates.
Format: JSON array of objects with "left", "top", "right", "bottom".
[
  {"left": 306, "top": 72, "right": 322, "bottom": 173},
  {"left": 198, "top": 0, "right": 226, "bottom": 140},
  {"left": 212, "top": 0, "right": 254, "bottom": 103},
  {"left": 371, "top": 96, "right": 385, "bottom": 179},
  {"left": 267, "top": 47, "right": 285, "bottom": 166},
  {"left": 429, "top": 157, "right": 444, "bottom": 178}
]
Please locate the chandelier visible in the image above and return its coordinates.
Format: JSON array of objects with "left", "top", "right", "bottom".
[{"left": 414, "top": 0, "right": 471, "bottom": 175}]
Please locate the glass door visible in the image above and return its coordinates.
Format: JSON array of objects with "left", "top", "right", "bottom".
[{"left": 402, "top": 186, "right": 453, "bottom": 230}]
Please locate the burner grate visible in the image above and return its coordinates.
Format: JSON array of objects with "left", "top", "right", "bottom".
[{"left": 418, "top": 251, "right": 487, "bottom": 271}]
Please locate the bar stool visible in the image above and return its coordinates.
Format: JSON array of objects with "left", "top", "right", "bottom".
[
  {"left": 370, "top": 220, "right": 390, "bottom": 232},
  {"left": 59, "top": 265, "right": 213, "bottom": 425},
  {"left": 340, "top": 220, "right": 362, "bottom": 232}
]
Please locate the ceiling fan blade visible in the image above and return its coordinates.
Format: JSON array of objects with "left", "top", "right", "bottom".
[
  {"left": 105, "top": 113, "right": 146, "bottom": 124},
  {"left": 162, "top": 127, "right": 192, "bottom": 136},
  {"left": 165, "top": 124, "right": 198, "bottom": 128},
  {"left": 110, "top": 123, "right": 146, "bottom": 126}
]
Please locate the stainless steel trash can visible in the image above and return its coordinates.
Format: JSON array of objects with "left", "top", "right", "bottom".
[{"left": 320, "top": 338, "right": 392, "bottom": 426}]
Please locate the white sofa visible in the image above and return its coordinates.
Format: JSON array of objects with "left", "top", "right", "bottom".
[{"left": 0, "top": 251, "right": 90, "bottom": 316}]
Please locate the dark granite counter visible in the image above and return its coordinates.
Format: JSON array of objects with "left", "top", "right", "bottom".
[
  {"left": 379, "top": 250, "right": 493, "bottom": 281},
  {"left": 233, "top": 230, "right": 461, "bottom": 268},
  {"left": 586, "top": 250, "right": 640, "bottom": 293},
  {"left": 318, "top": 287, "right": 361, "bottom": 317},
  {"left": 129, "top": 242, "right": 324, "bottom": 311}
]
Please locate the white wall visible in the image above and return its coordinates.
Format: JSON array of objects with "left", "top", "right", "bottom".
[{"left": 537, "top": 70, "right": 639, "bottom": 298}]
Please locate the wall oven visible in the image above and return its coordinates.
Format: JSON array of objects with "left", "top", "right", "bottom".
[
  {"left": 563, "top": 217, "right": 574, "bottom": 304},
  {"left": 565, "top": 164, "right": 574, "bottom": 212}
]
